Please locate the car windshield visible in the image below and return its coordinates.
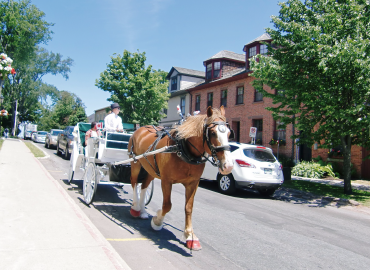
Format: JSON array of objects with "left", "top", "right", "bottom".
[
  {"left": 38, "top": 131, "right": 47, "bottom": 135},
  {"left": 67, "top": 127, "right": 74, "bottom": 135},
  {"left": 51, "top": 130, "right": 62, "bottom": 135},
  {"left": 243, "top": 149, "right": 276, "bottom": 163}
]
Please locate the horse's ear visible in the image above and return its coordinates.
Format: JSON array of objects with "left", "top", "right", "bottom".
[
  {"left": 220, "top": 105, "right": 225, "bottom": 116},
  {"left": 207, "top": 106, "right": 213, "bottom": 117}
]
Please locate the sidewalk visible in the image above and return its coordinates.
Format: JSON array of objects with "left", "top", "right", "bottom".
[{"left": 0, "top": 139, "right": 131, "bottom": 270}]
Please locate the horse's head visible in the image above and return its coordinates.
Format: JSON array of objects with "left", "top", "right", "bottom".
[{"left": 204, "top": 106, "right": 234, "bottom": 175}]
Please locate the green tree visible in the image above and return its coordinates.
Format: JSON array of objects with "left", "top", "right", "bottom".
[
  {"left": 250, "top": 0, "right": 370, "bottom": 194},
  {"left": 52, "top": 91, "right": 87, "bottom": 129},
  {"left": 0, "top": 0, "right": 73, "bottom": 132},
  {"left": 0, "top": 0, "right": 53, "bottom": 64},
  {"left": 96, "top": 50, "right": 169, "bottom": 126}
]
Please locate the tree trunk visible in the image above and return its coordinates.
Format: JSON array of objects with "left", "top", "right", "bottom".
[{"left": 341, "top": 135, "right": 352, "bottom": 194}]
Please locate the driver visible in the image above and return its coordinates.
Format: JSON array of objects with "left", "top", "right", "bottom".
[{"left": 104, "top": 103, "right": 124, "bottom": 133}]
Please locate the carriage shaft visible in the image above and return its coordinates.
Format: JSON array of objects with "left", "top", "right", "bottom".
[{"left": 113, "top": 146, "right": 173, "bottom": 165}]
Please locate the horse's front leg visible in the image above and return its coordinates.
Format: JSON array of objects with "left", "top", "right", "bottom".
[
  {"left": 184, "top": 180, "right": 202, "bottom": 250},
  {"left": 151, "top": 180, "right": 172, "bottom": 231}
]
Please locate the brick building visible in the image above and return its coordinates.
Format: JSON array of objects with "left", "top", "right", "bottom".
[{"left": 163, "top": 33, "right": 370, "bottom": 179}]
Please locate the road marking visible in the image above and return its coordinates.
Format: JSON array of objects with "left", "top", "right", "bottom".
[{"left": 107, "top": 238, "right": 149, "bottom": 242}]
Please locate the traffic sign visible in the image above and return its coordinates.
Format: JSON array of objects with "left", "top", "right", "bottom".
[{"left": 249, "top": 127, "right": 257, "bottom": 138}]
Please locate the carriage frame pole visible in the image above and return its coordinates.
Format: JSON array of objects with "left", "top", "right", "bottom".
[{"left": 113, "top": 146, "right": 173, "bottom": 166}]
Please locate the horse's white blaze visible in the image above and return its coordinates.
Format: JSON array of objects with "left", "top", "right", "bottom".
[{"left": 217, "top": 127, "right": 234, "bottom": 175}]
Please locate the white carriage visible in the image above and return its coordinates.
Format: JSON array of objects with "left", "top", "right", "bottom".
[{"left": 67, "top": 122, "right": 154, "bottom": 205}]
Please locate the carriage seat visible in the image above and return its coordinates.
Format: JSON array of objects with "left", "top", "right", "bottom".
[
  {"left": 97, "top": 132, "right": 132, "bottom": 163},
  {"left": 105, "top": 133, "right": 131, "bottom": 150}
]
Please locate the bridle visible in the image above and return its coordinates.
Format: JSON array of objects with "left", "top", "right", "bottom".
[{"left": 202, "top": 120, "right": 233, "bottom": 168}]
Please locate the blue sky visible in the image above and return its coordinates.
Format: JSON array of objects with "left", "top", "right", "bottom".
[{"left": 30, "top": 0, "right": 282, "bottom": 116}]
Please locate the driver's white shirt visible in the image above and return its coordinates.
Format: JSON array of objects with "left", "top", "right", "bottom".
[{"left": 104, "top": 113, "right": 124, "bottom": 132}]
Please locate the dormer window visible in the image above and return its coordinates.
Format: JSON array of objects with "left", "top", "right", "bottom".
[
  {"left": 206, "top": 61, "right": 221, "bottom": 81},
  {"left": 249, "top": 46, "right": 257, "bottom": 58},
  {"left": 171, "top": 76, "right": 177, "bottom": 91},
  {"left": 206, "top": 64, "right": 212, "bottom": 80},
  {"left": 213, "top": 62, "right": 220, "bottom": 78},
  {"left": 260, "top": 44, "right": 268, "bottom": 55}
]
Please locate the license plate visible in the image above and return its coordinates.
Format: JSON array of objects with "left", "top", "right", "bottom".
[{"left": 264, "top": 168, "right": 272, "bottom": 174}]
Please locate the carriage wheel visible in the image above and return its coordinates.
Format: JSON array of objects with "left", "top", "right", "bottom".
[
  {"left": 83, "top": 162, "right": 98, "bottom": 205},
  {"left": 67, "top": 150, "right": 74, "bottom": 184},
  {"left": 137, "top": 181, "right": 154, "bottom": 206}
]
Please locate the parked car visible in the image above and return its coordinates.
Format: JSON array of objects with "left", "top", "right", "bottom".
[
  {"left": 31, "top": 131, "right": 37, "bottom": 142},
  {"left": 33, "top": 131, "right": 47, "bottom": 143},
  {"left": 56, "top": 126, "right": 75, "bottom": 159},
  {"left": 45, "top": 129, "right": 63, "bottom": 149},
  {"left": 201, "top": 142, "right": 284, "bottom": 196}
]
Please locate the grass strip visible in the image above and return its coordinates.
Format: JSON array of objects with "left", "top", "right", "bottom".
[
  {"left": 0, "top": 138, "right": 3, "bottom": 151},
  {"left": 283, "top": 180, "right": 370, "bottom": 207},
  {"left": 24, "top": 141, "right": 45, "bottom": 158}
]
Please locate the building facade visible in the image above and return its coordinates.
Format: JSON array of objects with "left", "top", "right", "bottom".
[{"left": 159, "top": 67, "right": 205, "bottom": 127}]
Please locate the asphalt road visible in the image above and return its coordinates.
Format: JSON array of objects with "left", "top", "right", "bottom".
[{"left": 37, "top": 142, "right": 370, "bottom": 270}]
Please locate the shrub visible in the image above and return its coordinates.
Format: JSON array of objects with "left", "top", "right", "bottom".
[
  {"left": 292, "top": 161, "right": 336, "bottom": 179},
  {"left": 278, "top": 154, "right": 295, "bottom": 167}
]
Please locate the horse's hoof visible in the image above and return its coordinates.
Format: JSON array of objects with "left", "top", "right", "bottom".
[
  {"left": 186, "top": 240, "right": 202, "bottom": 251},
  {"left": 140, "top": 212, "right": 149, "bottom": 219},
  {"left": 151, "top": 218, "right": 163, "bottom": 231},
  {"left": 130, "top": 208, "right": 141, "bottom": 218}
]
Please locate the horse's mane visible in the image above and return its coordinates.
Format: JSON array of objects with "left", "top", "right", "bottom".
[{"left": 170, "top": 108, "right": 226, "bottom": 140}]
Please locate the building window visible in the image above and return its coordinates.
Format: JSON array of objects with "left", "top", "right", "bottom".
[
  {"left": 236, "top": 86, "right": 244, "bottom": 105},
  {"left": 221, "top": 90, "right": 227, "bottom": 107},
  {"left": 253, "top": 119, "right": 263, "bottom": 145},
  {"left": 207, "top": 92, "right": 213, "bottom": 108},
  {"left": 213, "top": 61, "right": 221, "bottom": 78},
  {"left": 171, "top": 77, "right": 177, "bottom": 91},
  {"left": 180, "top": 96, "right": 186, "bottom": 115},
  {"left": 273, "top": 121, "right": 286, "bottom": 141},
  {"left": 163, "top": 108, "right": 167, "bottom": 118},
  {"left": 260, "top": 44, "right": 268, "bottom": 55},
  {"left": 248, "top": 46, "right": 257, "bottom": 69},
  {"left": 254, "top": 88, "right": 263, "bottom": 102},
  {"left": 275, "top": 89, "right": 285, "bottom": 97},
  {"left": 195, "top": 95, "right": 201, "bottom": 111},
  {"left": 249, "top": 46, "right": 257, "bottom": 58},
  {"left": 206, "top": 63, "right": 212, "bottom": 80}
]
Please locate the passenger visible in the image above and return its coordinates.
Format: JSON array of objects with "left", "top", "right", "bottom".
[
  {"left": 104, "top": 103, "right": 124, "bottom": 133},
  {"left": 85, "top": 121, "right": 102, "bottom": 146}
]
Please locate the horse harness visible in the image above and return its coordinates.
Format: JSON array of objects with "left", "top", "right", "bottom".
[{"left": 129, "top": 121, "right": 231, "bottom": 178}]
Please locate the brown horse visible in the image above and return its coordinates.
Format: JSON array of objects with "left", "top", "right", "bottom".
[{"left": 127, "top": 106, "right": 233, "bottom": 250}]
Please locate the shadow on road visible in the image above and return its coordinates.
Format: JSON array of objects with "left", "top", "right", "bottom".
[{"left": 61, "top": 178, "right": 194, "bottom": 256}]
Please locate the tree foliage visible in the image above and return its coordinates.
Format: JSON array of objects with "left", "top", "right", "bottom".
[
  {"left": 50, "top": 91, "right": 87, "bottom": 129},
  {"left": 96, "top": 50, "right": 169, "bottom": 126},
  {"left": 0, "top": 0, "right": 53, "bottom": 64},
  {"left": 250, "top": 0, "right": 370, "bottom": 194},
  {"left": 0, "top": 0, "right": 78, "bottom": 132}
]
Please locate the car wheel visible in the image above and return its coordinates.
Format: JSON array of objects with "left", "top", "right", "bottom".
[
  {"left": 217, "top": 173, "right": 236, "bottom": 195},
  {"left": 258, "top": 188, "right": 276, "bottom": 197},
  {"left": 56, "top": 142, "right": 61, "bottom": 156},
  {"left": 64, "top": 145, "right": 70, "bottom": 160}
]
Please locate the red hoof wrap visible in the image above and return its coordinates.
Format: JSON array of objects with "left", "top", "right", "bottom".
[
  {"left": 186, "top": 240, "right": 202, "bottom": 250},
  {"left": 130, "top": 208, "right": 141, "bottom": 217}
]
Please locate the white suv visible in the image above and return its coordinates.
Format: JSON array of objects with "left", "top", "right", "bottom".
[{"left": 201, "top": 142, "right": 284, "bottom": 196}]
